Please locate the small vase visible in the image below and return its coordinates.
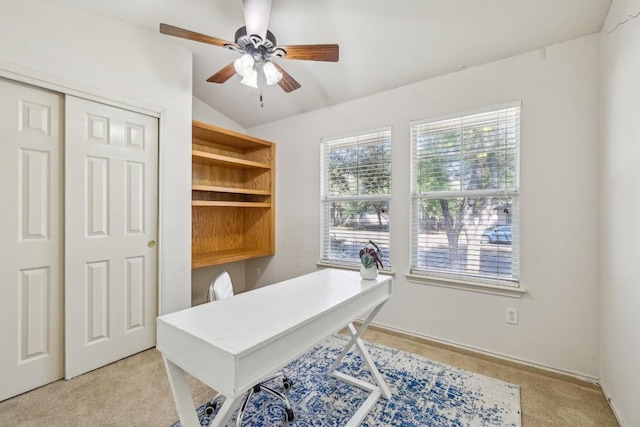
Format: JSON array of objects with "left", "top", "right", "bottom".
[{"left": 359, "top": 264, "right": 378, "bottom": 280}]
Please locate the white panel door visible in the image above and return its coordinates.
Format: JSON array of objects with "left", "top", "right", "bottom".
[
  {"left": 65, "top": 96, "right": 158, "bottom": 379},
  {"left": 0, "top": 78, "right": 64, "bottom": 401}
]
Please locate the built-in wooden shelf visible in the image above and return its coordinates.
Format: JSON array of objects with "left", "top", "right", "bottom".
[
  {"left": 191, "top": 120, "right": 275, "bottom": 269},
  {"left": 192, "top": 150, "right": 271, "bottom": 169},
  {"left": 192, "top": 248, "right": 275, "bottom": 269},
  {"left": 192, "top": 185, "right": 271, "bottom": 196},
  {"left": 192, "top": 119, "right": 272, "bottom": 151},
  {"left": 192, "top": 201, "right": 271, "bottom": 208}
]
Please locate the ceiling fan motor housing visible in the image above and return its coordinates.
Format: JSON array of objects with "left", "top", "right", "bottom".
[{"left": 232, "top": 26, "right": 278, "bottom": 59}]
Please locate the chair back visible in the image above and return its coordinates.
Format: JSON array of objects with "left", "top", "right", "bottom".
[{"left": 208, "top": 271, "right": 234, "bottom": 302}]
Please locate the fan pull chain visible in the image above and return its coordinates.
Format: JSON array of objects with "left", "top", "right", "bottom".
[{"left": 257, "top": 65, "right": 265, "bottom": 108}]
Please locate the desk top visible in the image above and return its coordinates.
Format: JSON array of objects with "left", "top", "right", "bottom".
[{"left": 157, "top": 269, "right": 391, "bottom": 358}]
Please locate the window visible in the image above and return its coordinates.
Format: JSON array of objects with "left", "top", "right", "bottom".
[
  {"left": 411, "top": 104, "right": 520, "bottom": 286},
  {"left": 321, "top": 127, "right": 392, "bottom": 269}
]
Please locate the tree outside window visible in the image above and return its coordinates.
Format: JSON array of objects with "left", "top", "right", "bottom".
[{"left": 411, "top": 106, "right": 520, "bottom": 285}]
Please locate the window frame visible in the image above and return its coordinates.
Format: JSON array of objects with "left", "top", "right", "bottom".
[
  {"left": 320, "top": 126, "right": 392, "bottom": 270},
  {"left": 409, "top": 102, "right": 521, "bottom": 289}
]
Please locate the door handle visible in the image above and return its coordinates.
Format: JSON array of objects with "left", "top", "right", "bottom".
[{"left": 147, "top": 240, "right": 156, "bottom": 248}]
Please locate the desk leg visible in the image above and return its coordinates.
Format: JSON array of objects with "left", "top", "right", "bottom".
[
  {"left": 347, "top": 322, "right": 392, "bottom": 399},
  {"left": 326, "top": 301, "right": 393, "bottom": 426},
  {"left": 163, "top": 355, "right": 244, "bottom": 427},
  {"left": 328, "top": 302, "right": 391, "bottom": 397},
  {"left": 328, "top": 303, "right": 384, "bottom": 374},
  {"left": 208, "top": 394, "right": 244, "bottom": 427},
  {"left": 162, "top": 356, "right": 200, "bottom": 427}
]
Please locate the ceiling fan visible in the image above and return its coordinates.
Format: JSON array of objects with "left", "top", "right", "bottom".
[{"left": 159, "top": 0, "right": 339, "bottom": 98}]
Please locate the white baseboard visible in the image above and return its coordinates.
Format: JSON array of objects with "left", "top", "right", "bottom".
[
  {"left": 599, "top": 382, "right": 627, "bottom": 427},
  {"left": 364, "top": 320, "right": 629, "bottom": 424},
  {"left": 369, "top": 321, "right": 600, "bottom": 385}
]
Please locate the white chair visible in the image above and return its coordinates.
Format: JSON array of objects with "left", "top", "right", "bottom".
[
  {"left": 208, "top": 270, "right": 234, "bottom": 301},
  {"left": 204, "top": 271, "right": 294, "bottom": 426}
]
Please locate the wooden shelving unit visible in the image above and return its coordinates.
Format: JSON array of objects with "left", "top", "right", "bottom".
[
  {"left": 192, "top": 184, "right": 271, "bottom": 196},
  {"left": 191, "top": 120, "right": 275, "bottom": 269},
  {"left": 192, "top": 151, "right": 271, "bottom": 169},
  {"left": 192, "top": 201, "right": 271, "bottom": 208}
]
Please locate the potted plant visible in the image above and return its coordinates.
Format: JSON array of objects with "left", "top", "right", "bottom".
[{"left": 359, "top": 240, "right": 383, "bottom": 280}]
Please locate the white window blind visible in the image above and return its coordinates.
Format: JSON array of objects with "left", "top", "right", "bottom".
[
  {"left": 411, "top": 105, "right": 520, "bottom": 285},
  {"left": 321, "top": 127, "right": 392, "bottom": 268}
]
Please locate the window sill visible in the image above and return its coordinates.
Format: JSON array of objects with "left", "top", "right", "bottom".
[
  {"left": 316, "top": 261, "right": 395, "bottom": 277},
  {"left": 405, "top": 273, "right": 526, "bottom": 298}
]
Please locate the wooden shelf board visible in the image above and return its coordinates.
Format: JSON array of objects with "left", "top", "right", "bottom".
[
  {"left": 192, "top": 248, "right": 274, "bottom": 269},
  {"left": 192, "top": 120, "right": 272, "bottom": 151},
  {"left": 192, "top": 201, "right": 271, "bottom": 208},
  {"left": 192, "top": 185, "right": 271, "bottom": 196},
  {"left": 192, "top": 150, "right": 271, "bottom": 170}
]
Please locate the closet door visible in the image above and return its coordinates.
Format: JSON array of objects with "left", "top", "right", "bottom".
[
  {"left": 65, "top": 96, "right": 158, "bottom": 379},
  {"left": 0, "top": 78, "right": 64, "bottom": 401}
]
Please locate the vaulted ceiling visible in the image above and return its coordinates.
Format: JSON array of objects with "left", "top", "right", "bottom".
[{"left": 47, "top": 0, "right": 611, "bottom": 128}]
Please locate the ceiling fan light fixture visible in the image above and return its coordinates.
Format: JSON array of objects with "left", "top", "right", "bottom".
[
  {"left": 234, "top": 53, "right": 255, "bottom": 77},
  {"left": 263, "top": 61, "right": 283, "bottom": 85},
  {"left": 240, "top": 68, "right": 258, "bottom": 88}
]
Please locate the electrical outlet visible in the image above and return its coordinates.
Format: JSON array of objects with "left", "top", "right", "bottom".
[
  {"left": 506, "top": 308, "right": 518, "bottom": 324},
  {"left": 256, "top": 267, "right": 261, "bottom": 277}
]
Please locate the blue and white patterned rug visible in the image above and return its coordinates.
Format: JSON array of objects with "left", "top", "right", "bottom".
[{"left": 170, "top": 333, "right": 521, "bottom": 427}]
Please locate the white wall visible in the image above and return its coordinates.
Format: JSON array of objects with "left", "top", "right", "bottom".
[
  {"left": 600, "top": 0, "right": 640, "bottom": 424},
  {"left": 0, "top": 0, "right": 193, "bottom": 314},
  {"left": 246, "top": 35, "right": 602, "bottom": 377},
  {"left": 193, "top": 96, "right": 245, "bottom": 133}
]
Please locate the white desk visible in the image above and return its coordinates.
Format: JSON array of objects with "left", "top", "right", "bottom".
[{"left": 157, "top": 268, "right": 393, "bottom": 427}]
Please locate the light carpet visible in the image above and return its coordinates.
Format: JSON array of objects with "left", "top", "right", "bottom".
[{"left": 171, "top": 333, "right": 521, "bottom": 427}]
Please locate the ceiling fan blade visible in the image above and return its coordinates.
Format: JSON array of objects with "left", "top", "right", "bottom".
[
  {"left": 242, "top": 0, "right": 272, "bottom": 42},
  {"left": 278, "top": 44, "right": 339, "bottom": 62},
  {"left": 206, "top": 63, "right": 237, "bottom": 84},
  {"left": 273, "top": 63, "right": 301, "bottom": 93},
  {"left": 159, "top": 23, "right": 236, "bottom": 48}
]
